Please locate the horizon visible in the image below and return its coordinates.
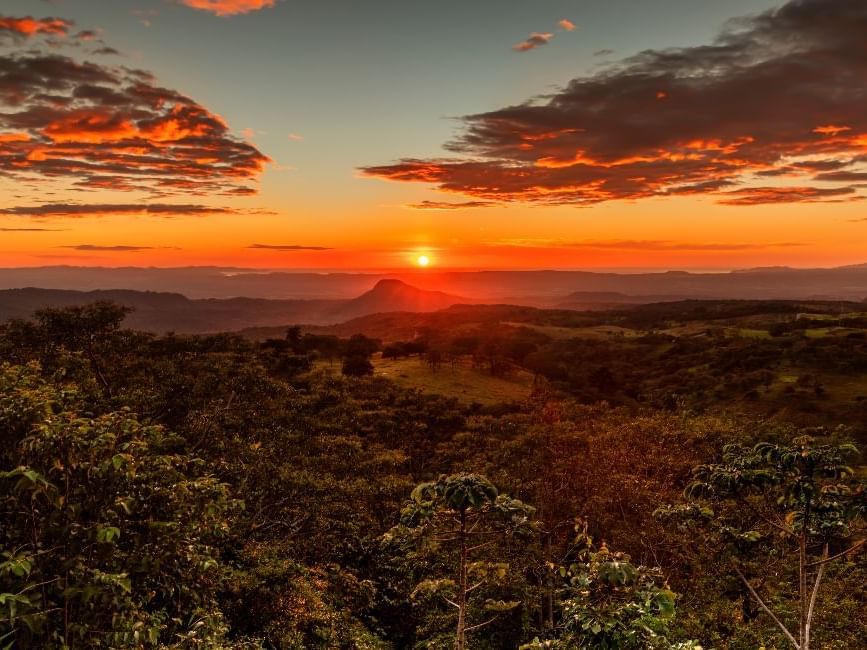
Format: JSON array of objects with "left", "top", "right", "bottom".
[
  {"left": 3, "top": 262, "right": 867, "bottom": 275},
  {"left": 3, "top": 0, "right": 867, "bottom": 271}
]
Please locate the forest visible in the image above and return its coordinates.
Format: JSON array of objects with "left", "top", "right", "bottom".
[{"left": 1, "top": 301, "right": 865, "bottom": 649}]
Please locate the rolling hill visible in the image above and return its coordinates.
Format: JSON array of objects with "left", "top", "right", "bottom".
[{"left": 0, "top": 280, "right": 473, "bottom": 334}]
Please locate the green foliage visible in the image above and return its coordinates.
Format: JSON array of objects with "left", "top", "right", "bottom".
[
  {"left": 1, "top": 302, "right": 867, "bottom": 647},
  {"left": 660, "top": 435, "right": 866, "bottom": 649},
  {"left": 524, "top": 521, "right": 696, "bottom": 649},
  {"left": 390, "top": 474, "right": 537, "bottom": 648},
  {"left": 0, "top": 363, "right": 236, "bottom": 648}
]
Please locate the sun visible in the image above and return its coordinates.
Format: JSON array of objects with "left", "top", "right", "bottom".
[{"left": 416, "top": 254, "right": 431, "bottom": 268}]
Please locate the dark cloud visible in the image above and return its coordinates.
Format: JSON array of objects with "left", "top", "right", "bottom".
[
  {"left": 0, "top": 203, "right": 241, "bottom": 217},
  {"left": 0, "top": 33, "right": 269, "bottom": 196},
  {"left": 0, "top": 227, "right": 64, "bottom": 231},
  {"left": 406, "top": 200, "right": 498, "bottom": 210},
  {"left": 247, "top": 243, "right": 332, "bottom": 251},
  {"left": 718, "top": 186, "right": 860, "bottom": 206},
  {"left": 362, "top": 0, "right": 867, "bottom": 206},
  {"left": 60, "top": 244, "right": 158, "bottom": 252},
  {"left": 814, "top": 171, "right": 867, "bottom": 183}
]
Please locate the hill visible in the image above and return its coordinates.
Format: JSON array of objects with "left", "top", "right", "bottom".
[
  {"left": 0, "top": 281, "right": 472, "bottom": 334},
  {"left": 4, "top": 264, "right": 867, "bottom": 302},
  {"left": 324, "top": 279, "right": 472, "bottom": 321}
]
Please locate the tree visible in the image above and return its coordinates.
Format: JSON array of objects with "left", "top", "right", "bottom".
[
  {"left": 426, "top": 348, "right": 444, "bottom": 372},
  {"left": 342, "top": 354, "right": 374, "bottom": 377},
  {"left": 522, "top": 521, "right": 696, "bottom": 650},
  {"left": 0, "top": 363, "right": 236, "bottom": 648},
  {"left": 658, "top": 436, "right": 866, "bottom": 650},
  {"left": 346, "top": 334, "right": 380, "bottom": 358},
  {"left": 31, "top": 302, "right": 131, "bottom": 398},
  {"left": 391, "top": 474, "right": 536, "bottom": 649},
  {"left": 285, "top": 325, "right": 304, "bottom": 353}
]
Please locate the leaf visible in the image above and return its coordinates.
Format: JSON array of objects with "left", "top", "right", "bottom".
[{"left": 96, "top": 526, "right": 121, "bottom": 544}]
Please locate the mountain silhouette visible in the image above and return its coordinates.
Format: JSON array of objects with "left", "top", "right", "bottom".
[{"left": 326, "top": 279, "right": 471, "bottom": 321}]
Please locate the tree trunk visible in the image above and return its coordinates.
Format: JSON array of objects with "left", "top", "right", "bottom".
[
  {"left": 799, "top": 532, "right": 807, "bottom": 650},
  {"left": 456, "top": 509, "right": 467, "bottom": 650}
]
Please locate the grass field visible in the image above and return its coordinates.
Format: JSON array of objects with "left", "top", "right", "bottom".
[
  {"left": 373, "top": 356, "right": 535, "bottom": 405},
  {"left": 504, "top": 322, "right": 642, "bottom": 340},
  {"left": 312, "top": 355, "right": 535, "bottom": 405}
]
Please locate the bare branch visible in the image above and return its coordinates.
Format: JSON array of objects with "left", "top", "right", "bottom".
[
  {"left": 733, "top": 564, "right": 800, "bottom": 649},
  {"left": 465, "top": 615, "right": 499, "bottom": 633},
  {"left": 805, "top": 544, "right": 827, "bottom": 649},
  {"left": 806, "top": 539, "right": 866, "bottom": 568},
  {"left": 465, "top": 580, "right": 485, "bottom": 594}
]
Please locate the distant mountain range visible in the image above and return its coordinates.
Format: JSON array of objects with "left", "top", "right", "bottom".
[
  {"left": 2, "top": 265, "right": 867, "bottom": 334},
  {"left": 3, "top": 264, "right": 867, "bottom": 302},
  {"left": 0, "top": 280, "right": 474, "bottom": 333}
]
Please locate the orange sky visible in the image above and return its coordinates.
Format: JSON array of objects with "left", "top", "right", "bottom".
[{"left": 2, "top": 0, "right": 867, "bottom": 271}]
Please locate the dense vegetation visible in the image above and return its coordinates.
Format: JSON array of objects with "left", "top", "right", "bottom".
[{"left": 1, "top": 302, "right": 865, "bottom": 648}]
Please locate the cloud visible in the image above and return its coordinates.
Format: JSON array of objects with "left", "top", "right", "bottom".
[
  {"left": 60, "top": 244, "right": 159, "bottom": 252},
  {"left": 814, "top": 170, "right": 867, "bottom": 182},
  {"left": 287, "top": 132, "right": 303, "bottom": 141},
  {"left": 247, "top": 243, "right": 332, "bottom": 251},
  {"left": 0, "top": 38, "right": 269, "bottom": 197},
  {"left": 513, "top": 32, "right": 553, "bottom": 53},
  {"left": 559, "top": 19, "right": 576, "bottom": 32},
  {"left": 717, "top": 186, "right": 860, "bottom": 206},
  {"left": 406, "top": 200, "right": 498, "bottom": 210},
  {"left": 362, "top": 0, "right": 867, "bottom": 206},
  {"left": 0, "top": 203, "right": 241, "bottom": 217},
  {"left": 91, "top": 46, "right": 121, "bottom": 56},
  {"left": 0, "top": 227, "right": 64, "bottom": 231},
  {"left": 593, "top": 49, "right": 615, "bottom": 57},
  {"left": 0, "top": 15, "right": 72, "bottom": 39},
  {"left": 178, "top": 1, "right": 277, "bottom": 16}
]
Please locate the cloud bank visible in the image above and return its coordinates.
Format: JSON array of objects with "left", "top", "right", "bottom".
[
  {"left": 363, "top": 0, "right": 867, "bottom": 207},
  {"left": 0, "top": 16, "right": 269, "bottom": 198}
]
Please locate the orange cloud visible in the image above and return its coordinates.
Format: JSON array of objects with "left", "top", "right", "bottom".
[
  {"left": 559, "top": 19, "right": 576, "bottom": 32},
  {"left": 178, "top": 0, "right": 277, "bottom": 16},
  {"left": 0, "top": 16, "right": 72, "bottom": 38},
  {"left": 513, "top": 32, "right": 553, "bottom": 52},
  {"left": 0, "top": 49, "right": 269, "bottom": 196},
  {"left": 813, "top": 125, "right": 851, "bottom": 136}
]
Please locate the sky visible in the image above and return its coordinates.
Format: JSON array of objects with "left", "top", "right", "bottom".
[{"left": 1, "top": 0, "right": 866, "bottom": 271}]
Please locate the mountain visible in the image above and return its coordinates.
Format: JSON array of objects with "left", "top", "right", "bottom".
[
  {"left": 0, "top": 281, "right": 473, "bottom": 334},
  {"left": 4, "top": 264, "right": 867, "bottom": 302},
  {"left": 0, "top": 288, "right": 339, "bottom": 333},
  {"left": 325, "top": 279, "right": 471, "bottom": 322},
  {"left": 551, "top": 291, "right": 682, "bottom": 310}
]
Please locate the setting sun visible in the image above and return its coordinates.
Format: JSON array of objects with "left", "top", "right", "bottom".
[{"left": 416, "top": 255, "right": 431, "bottom": 267}]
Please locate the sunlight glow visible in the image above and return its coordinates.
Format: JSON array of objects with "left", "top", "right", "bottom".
[{"left": 416, "top": 254, "right": 430, "bottom": 267}]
